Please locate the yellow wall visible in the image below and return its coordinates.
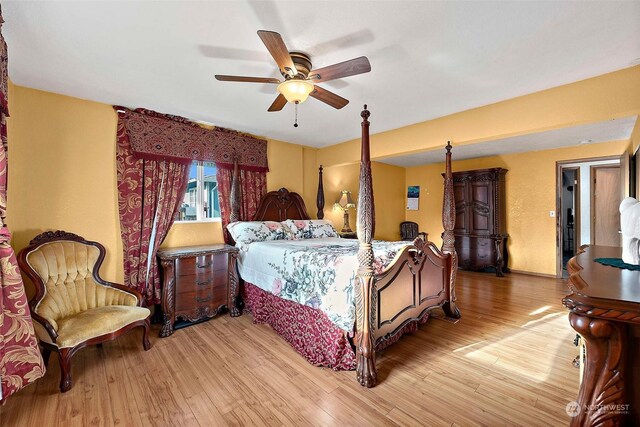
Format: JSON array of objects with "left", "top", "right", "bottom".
[
  {"left": 318, "top": 66, "right": 640, "bottom": 167},
  {"left": 323, "top": 161, "right": 405, "bottom": 241},
  {"left": 8, "top": 83, "right": 124, "bottom": 282},
  {"left": 7, "top": 84, "right": 309, "bottom": 284},
  {"left": 406, "top": 140, "right": 629, "bottom": 276}
]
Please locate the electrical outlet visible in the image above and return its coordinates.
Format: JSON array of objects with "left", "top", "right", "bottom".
[{"left": 549, "top": 211, "right": 556, "bottom": 218}]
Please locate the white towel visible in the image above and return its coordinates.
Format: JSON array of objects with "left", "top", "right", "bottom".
[{"left": 620, "top": 197, "right": 640, "bottom": 265}]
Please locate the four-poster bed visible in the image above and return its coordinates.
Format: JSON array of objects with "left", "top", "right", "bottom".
[{"left": 228, "top": 105, "right": 460, "bottom": 387}]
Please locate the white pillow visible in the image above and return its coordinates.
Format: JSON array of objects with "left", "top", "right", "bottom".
[
  {"left": 282, "top": 219, "right": 339, "bottom": 240},
  {"left": 227, "top": 221, "right": 293, "bottom": 250}
]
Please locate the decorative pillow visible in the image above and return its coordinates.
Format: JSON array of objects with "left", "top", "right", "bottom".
[
  {"left": 283, "top": 219, "right": 339, "bottom": 240},
  {"left": 227, "top": 221, "right": 293, "bottom": 250}
]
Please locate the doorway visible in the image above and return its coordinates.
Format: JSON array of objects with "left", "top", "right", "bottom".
[
  {"left": 560, "top": 168, "right": 579, "bottom": 276},
  {"left": 556, "top": 155, "right": 622, "bottom": 278}
]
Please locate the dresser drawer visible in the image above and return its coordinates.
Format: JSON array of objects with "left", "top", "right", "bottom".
[
  {"left": 176, "top": 253, "right": 228, "bottom": 276},
  {"left": 175, "top": 275, "right": 228, "bottom": 312},
  {"left": 175, "top": 269, "right": 227, "bottom": 295}
]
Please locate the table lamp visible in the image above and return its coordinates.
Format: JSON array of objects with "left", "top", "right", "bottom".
[{"left": 334, "top": 190, "right": 356, "bottom": 233}]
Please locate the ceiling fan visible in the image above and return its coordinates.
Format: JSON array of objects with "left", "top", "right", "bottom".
[{"left": 215, "top": 30, "right": 371, "bottom": 113}]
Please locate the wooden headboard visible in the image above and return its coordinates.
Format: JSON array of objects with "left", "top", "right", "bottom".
[
  {"left": 229, "top": 165, "right": 324, "bottom": 222},
  {"left": 252, "top": 188, "right": 311, "bottom": 221}
]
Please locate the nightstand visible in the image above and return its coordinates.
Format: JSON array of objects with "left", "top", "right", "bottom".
[
  {"left": 157, "top": 244, "right": 239, "bottom": 337},
  {"left": 338, "top": 231, "right": 358, "bottom": 239}
]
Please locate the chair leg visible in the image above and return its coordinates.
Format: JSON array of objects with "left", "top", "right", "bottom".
[
  {"left": 58, "top": 348, "right": 73, "bottom": 393},
  {"left": 142, "top": 318, "right": 151, "bottom": 351},
  {"left": 41, "top": 347, "right": 51, "bottom": 367}
]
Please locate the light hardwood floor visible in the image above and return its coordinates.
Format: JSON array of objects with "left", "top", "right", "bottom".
[{"left": 1, "top": 271, "right": 579, "bottom": 426}]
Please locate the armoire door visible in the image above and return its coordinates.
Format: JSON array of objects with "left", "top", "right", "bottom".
[
  {"left": 453, "top": 181, "right": 468, "bottom": 233},
  {"left": 469, "top": 180, "right": 493, "bottom": 236}
]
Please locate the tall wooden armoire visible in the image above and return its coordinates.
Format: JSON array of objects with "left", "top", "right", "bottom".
[{"left": 450, "top": 168, "right": 509, "bottom": 277}]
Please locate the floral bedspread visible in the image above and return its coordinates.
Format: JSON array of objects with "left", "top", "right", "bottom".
[{"left": 237, "top": 238, "right": 409, "bottom": 331}]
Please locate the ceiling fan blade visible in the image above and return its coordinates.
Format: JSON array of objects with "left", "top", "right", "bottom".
[
  {"left": 215, "top": 75, "right": 280, "bottom": 83},
  {"left": 309, "top": 56, "right": 371, "bottom": 83},
  {"left": 309, "top": 86, "right": 349, "bottom": 109},
  {"left": 257, "top": 30, "right": 297, "bottom": 76},
  {"left": 268, "top": 94, "right": 288, "bottom": 112}
]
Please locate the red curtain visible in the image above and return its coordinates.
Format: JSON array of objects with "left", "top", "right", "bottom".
[
  {"left": 116, "top": 113, "right": 190, "bottom": 305},
  {"left": 217, "top": 167, "right": 267, "bottom": 241},
  {"left": 0, "top": 9, "right": 46, "bottom": 401}
]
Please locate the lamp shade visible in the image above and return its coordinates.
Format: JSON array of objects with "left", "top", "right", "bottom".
[
  {"left": 277, "top": 79, "right": 314, "bottom": 103},
  {"left": 334, "top": 190, "right": 356, "bottom": 210}
]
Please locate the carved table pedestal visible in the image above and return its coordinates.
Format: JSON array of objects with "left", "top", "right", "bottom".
[{"left": 564, "top": 245, "right": 640, "bottom": 426}]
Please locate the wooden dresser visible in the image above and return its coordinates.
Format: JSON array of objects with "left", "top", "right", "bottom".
[
  {"left": 564, "top": 245, "right": 640, "bottom": 425},
  {"left": 449, "top": 168, "right": 508, "bottom": 276},
  {"left": 157, "top": 244, "right": 239, "bottom": 337}
]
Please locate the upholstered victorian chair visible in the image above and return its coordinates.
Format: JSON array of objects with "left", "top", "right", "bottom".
[{"left": 18, "top": 231, "right": 151, "bottom": 392}]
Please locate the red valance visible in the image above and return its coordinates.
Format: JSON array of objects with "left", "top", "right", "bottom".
[{"left": 114, "top": 107, "right": 269, "bottom": 172}]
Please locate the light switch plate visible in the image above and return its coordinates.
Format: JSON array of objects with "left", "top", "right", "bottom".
[{"left": 549, "top": 211, "right": 556, "bottom": 217}]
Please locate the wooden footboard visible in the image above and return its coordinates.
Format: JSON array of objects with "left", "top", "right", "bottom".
[{"left": 374, "top": 238, "right": 453, "bottom": 348}]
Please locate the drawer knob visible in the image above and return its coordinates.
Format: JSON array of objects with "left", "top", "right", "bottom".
[
  {"left": 196, "top": 294, "right": 213, "bottom": 303},
  {"left": 196, "top": 280, "right": 210, "bottom": 287},
  {"left": 197, "top": 262, "right": 212, "bottom": 269}
]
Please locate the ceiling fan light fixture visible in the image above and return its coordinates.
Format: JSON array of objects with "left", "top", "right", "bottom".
[{"left": 277, "top": 79, "right": 314, "bottom": 104}]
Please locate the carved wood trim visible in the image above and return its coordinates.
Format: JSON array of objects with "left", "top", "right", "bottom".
[
  {"left": 317, "top": 165, "right": 325, "bottom": 219},
  {"left": 441, "top": 143, "right": 461, "bottom": 319},
  {"left": 252, "top": 187, "right": 311, "bottom": 221},
  {"left": 159, "top": 258, "right": 176, "bottom": 337},
  {"left": 563, "top": 297, "right": 640, "bottom": 324},
  {"left": 355, "top": 105, "right": 377, "bottom": 388},
  {"left": 228, "top": 251, "right": 240, "bottom": 317},
  {"left": 28, "top": 230, "right": 85, "bottom": 245},
  {"left": 569, "top": 313, "right": 626, "bottom": 426}
]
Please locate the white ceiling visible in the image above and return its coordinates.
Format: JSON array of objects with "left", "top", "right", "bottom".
[
  {"left": 379, "top": 116, "right": 638, "bottom": 167},
  {"left": 3, "top": 1, "right": 640, "bottom": 148}
]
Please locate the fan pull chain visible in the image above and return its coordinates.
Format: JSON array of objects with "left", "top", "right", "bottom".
[{"left": 294, "top": 101, "right": 299, "bottom": 128}]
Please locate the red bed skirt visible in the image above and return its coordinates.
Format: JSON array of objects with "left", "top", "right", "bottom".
[
  {"left": 242, "top": 282, "right": 431, "bottom": 370},
  {"left": 242, "top": 282, "right": 357, "bottom": 370}
]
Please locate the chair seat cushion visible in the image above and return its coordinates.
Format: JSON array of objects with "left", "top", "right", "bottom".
[{"left": 55, "top": 305, "right": 150, "bottom": 348}]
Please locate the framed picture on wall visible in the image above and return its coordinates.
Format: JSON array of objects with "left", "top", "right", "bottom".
[{"left": 407, "top": 185, "right": 420, "bottom": 210}]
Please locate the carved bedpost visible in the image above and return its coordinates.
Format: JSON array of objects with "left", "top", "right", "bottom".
[
  {"left": 229, "top": 159, "right": 241, "bottom": 223},
  {"left": 317, "top": 165, "right": 325, "bottom": 219},
  {"left": 355, "top": 105, "right": 377, "bottom": 387},
  {"left": 441, "top": 142, "right": 461, "bottom": 319}
]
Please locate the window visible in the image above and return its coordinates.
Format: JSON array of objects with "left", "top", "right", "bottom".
[{"left": 176, "top": 161, "right": 220, "bottom": 221}]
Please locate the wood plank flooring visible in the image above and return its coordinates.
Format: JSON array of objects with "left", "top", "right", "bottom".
[{"left": 1, "top": 271, "right": 580, "bottom": 426}]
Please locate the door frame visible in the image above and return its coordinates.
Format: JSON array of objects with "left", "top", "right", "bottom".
[
  {"left": 590, "top": 164, "right": 621, "bottom": 246},
  {"left": 555, "top": 155, "right": 620, "bottom": 278},
  {"left": 563, "top": 167, "right": 580, "bottom": 249}
]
